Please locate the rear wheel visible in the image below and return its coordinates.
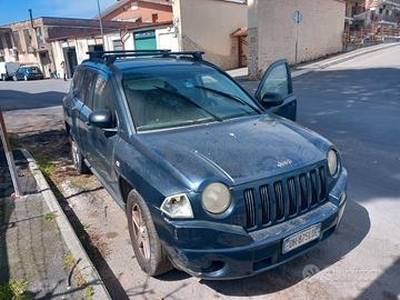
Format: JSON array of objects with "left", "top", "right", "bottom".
[
  {"left": 127, "top": 190, "right": 172, "bottom": 276},
  {"left": 12, "top": 75, "right": 17, "bottom": 81},
  {"left": 70, "top": 137, "right": 90, "bottom": 174}
]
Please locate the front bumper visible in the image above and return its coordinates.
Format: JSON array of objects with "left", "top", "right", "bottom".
[{"left": 162, "top": 169, "right": 347, "bottom": 280}]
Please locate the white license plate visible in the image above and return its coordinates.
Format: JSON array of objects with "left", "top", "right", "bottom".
[{"left": 282, "top": 224, "right": 321, "bottom": 254}]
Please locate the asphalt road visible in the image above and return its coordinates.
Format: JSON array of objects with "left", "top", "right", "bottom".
[
  {"left": 1, "top": 45, "right": 399, "bottom": 299},
  {"left": 0, "top": 79, "right": 69, "bottom": 135},
  {"left": 293, "top": 45, "right": 400, "bottom": 299}
]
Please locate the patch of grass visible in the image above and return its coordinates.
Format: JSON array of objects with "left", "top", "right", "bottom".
[
  {"left": 0, "top": 279, "right": 33, "bottom": 300},
  {"left": 62, "top": 251, "right": 93, "bottom": 297},
  {"left": 35, "top": 156, "right": 56, "bottom": 177},
  {"left": 84, "top": 286, "right": 95, "bottom": 298},
  {"left": 74, "top": 272, "right": 87, "bottom": 287},
  {"left": 43, "top": 212, "right": 56, "bottom": 221},
  {"left": 62, "top": 251, "right": 76, "bottom": 269}
]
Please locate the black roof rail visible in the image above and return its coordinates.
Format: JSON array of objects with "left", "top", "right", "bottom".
[
  {"left": 168, "top": 51, "right": 205, "bottom": 61},
  {"left": 86, "top": 50, "right": 205, "bottom": 65}
]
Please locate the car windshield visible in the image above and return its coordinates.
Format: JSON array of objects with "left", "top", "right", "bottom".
[{"left": 122, "top": 65, "right": 260, "bottom": 131}]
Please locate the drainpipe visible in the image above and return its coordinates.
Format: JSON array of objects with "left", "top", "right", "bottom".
[{"left": 28, "top": 9, "right": 35, "bottom": 29}]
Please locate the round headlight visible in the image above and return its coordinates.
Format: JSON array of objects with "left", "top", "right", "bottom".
[
  {"left": 201, "top": 182, "right": 231, "bottom": 214},
  {"left": 327, "top": 149, "right": 339, "bottom": 176}
]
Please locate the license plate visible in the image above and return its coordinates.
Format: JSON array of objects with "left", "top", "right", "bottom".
[{"left": 282, "top": 224, "right": 321, "bottom": 254}]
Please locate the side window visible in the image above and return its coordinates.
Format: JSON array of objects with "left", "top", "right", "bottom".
[
  {"left": 72, "top": 69, "right": 96, "bottom": 109},
  {"left": 259, "top": 63, "right": 290, "bottom": 100},
  {"left": 93, "top": 76, "right": 117, "bottom": 126},
  {"left": 80, "top": 70, "right": 97, "bottom": 110},
  {"left": 71, "top": 70, "right": 82, "bottom": 98}
]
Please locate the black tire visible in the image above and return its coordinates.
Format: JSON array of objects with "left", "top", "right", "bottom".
[
  {"left": 127, "top": 190, "right": 172, "bottom": 276},
  {"left": 70, "top": 137, "right": 90, "bottom": 174}
]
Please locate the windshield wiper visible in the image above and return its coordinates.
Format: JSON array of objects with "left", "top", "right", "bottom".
[
  {"left": 153, "top": 85, "right": 222, "bottom": 121},
  {"left": 195, "top": 86, "right": 259, "bottom": 112}
]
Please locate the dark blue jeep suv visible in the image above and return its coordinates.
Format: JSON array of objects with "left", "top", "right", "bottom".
[{"left": 63, "top": 50, "right": 347, "bottom": 280}]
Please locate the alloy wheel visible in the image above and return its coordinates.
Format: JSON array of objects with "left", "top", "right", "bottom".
[{"left": 131, "top": 203, "right": 151, "bottom": 260}]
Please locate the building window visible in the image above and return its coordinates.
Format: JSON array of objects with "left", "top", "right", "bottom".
[
  {"left": 5, "top": 33, "right": 12, "bottom": 49},
  {"left": 23, "top": 29, "right": 33, "bottom": 52},
  {"left": 112, "top": 39, "right": 123, "bottom": 51},
  {"left": 152, "top": 13, "right": 159, "bottom": 23},
  {"left": 12, "top": 31, "right": 21, "bottom": 52}
]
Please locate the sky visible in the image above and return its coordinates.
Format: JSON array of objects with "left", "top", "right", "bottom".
[{"left": 0, "top": 0, "right": 117, "bottom": 25}]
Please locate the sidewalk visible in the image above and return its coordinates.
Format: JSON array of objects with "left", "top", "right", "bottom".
[
  {"left": 227, "top": 42, "right": 400, "bottom": 80},
  {"left": 0, "top": 144, "right": 110, "bottom": 299}
]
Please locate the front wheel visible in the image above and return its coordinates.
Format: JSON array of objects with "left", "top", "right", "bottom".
[
  {"left": 70, "top": 137, "right": 90, "bottom": 174},
  {"left": 127, "top": 190, "right": 172, "bottom": 276}
]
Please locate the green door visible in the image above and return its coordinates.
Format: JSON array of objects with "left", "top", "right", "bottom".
[{"left": 134, "top": 30, "right": 157, "bottom": 50}]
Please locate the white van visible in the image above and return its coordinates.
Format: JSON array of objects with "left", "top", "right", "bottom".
[{"left": 0, "top": 62, "right": 20, "bottom": 81}]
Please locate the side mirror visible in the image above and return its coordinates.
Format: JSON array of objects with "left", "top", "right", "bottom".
[
  {"left": 89, "top": 109, "right": 114, "bottom": 129},
  {"left": 260, "top": 92, "right": 284, "bottom": 109}
]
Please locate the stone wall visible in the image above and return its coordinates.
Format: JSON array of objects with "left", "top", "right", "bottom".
[{"left": 248, "top": 0, "right": 345, "bottom": 79}]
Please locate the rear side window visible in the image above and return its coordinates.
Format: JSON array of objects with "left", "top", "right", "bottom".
[
  {"left": 71, "top": 70, "right": 82, "bottom": 96},
  {"left": 73, "top": 68, "right": 97, "bottom": 110}
]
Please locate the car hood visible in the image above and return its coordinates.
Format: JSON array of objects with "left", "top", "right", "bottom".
[{"left": 135, "top": 115, "right": 329, "bottom": 191}]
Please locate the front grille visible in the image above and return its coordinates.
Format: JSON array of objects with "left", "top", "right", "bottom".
[{"left": 243, "top": 165, "right": 327, "bottom": 229}]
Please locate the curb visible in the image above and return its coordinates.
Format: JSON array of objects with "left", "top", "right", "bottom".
[
  {"left": 292, "top": 42, "right": 400, "bottom": 78},
  {"left": 20, "top": 149, "right": 111, "bottom": 300}
]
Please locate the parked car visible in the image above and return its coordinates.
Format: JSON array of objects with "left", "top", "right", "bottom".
[
  {"left": 13, "top": 66, "right": 44, "bottom": 81},
  {"left": 0, "top": 61, "right": 20, "bottom": 81},
  {"left": 63, "top": 50, "right": 347, "bottom": 280}
]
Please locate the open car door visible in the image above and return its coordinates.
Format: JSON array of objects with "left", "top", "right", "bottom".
[{"left": 254, "top": 59, "right": 297, "bottom": 121}]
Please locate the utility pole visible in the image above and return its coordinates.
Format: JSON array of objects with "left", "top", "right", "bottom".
[{"left": 96, "top": 0, "right": 105, "bottom": 48}]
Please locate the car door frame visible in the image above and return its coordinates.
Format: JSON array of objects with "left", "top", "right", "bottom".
[
  {"left": 76, "top": 68, "right": 97, "bottom": 162},
  {"left": 254, "top": 59, "right": 297, "bottom": 121},
  {"left": 84, "top": 71, "right": 121, "bottom": 194}
]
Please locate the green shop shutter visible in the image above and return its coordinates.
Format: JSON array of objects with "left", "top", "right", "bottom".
[{"left": 134, "top": 30, "right": 157, "bottom": 50}]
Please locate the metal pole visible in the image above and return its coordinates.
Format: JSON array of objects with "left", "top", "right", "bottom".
[
  {"left": 96, "top": 0, "right": 105, "bottom": 47},
  {"left": 295, "top": 23, "right": 299, "bottom": 65},
  {"left": 0, "top": 108, "right": 22, "bottom": 198}
]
